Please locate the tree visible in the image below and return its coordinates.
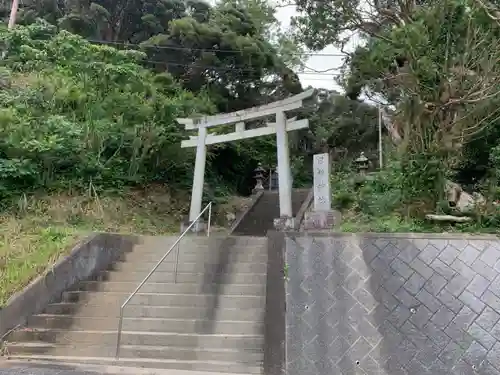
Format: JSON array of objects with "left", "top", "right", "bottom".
[
  {"left": 291, "top": 0, "right": 425, "bottom": 51},
  {"left": 13, "top": 0, "right": 305, "bottom": 109},
  {"left": 7, "top": 0, "right": 315, "bottom": 193},
  {"left": 0, "top": 20, "right": 214, "bottom": 194},
  {"left": 298, "top": 89, "right": 379, "bottom": 155},
  {"left": 294, "top": 0, "right": 500, "bottom": 212}
]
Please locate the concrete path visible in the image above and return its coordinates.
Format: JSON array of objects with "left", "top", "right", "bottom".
[
  {"left": 0, "top": 360, "right": 239, "bottom": 375},
  {"left": 0, "top": 367, "right": 100, "bottom": 375},
  {"left": 0, "top": 361, "right": 100, "bottom": 375}
]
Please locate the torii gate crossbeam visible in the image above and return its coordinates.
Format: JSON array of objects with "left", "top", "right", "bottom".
[{"left": 177, "top": 89, "right": 314, "bottom": 229}]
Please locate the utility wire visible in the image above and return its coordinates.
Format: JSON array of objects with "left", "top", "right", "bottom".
[
  {"left": 142, "top": 59, "right": 343, "bottom": 75},
  {"left": 89, "top": 39, "right": 347, "bottom": 75},
  {"left": 298, "top": 73, "right": 342, "bottom": 77},
  {"left": 297, "top": 77, "right": 342, "bottom": 81},
  {"left": 88, "top": 38, "right": 347, "bottom": 57},
  {"left": 301, "top": 65, "right": 344, "bottom": 73}
]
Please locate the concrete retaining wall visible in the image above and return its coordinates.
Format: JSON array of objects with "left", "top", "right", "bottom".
[
  {"left": 0, "top": 233, "right": 138, "bottom": 338},
  {"left": 283, "top": 232, "right": 500, "bottom": 375}
]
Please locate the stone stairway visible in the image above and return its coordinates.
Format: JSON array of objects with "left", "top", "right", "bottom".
[
  {"left": 2, "top": 235, "right": 267, "bottom": 374},
  {"left": 233, "top": 189, "right": 309, "bottom": 236}
]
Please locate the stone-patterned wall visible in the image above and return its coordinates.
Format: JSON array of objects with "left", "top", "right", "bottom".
[{"left": 285, "top": 233, "right": 500, "bottom": 375}]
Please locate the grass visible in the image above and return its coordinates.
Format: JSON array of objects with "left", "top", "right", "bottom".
[
  {"left": 340, "top": 214, "right": 423, "bottom": 233},
  {"left": 332, "top": 167, "right": 500, "bottom": 234},
  {"left": 338, "top": 201, "right": 500, "bottom": 234},
  {"left": 0, "top": 185, "right": 189, "bottom": 306},
  {"left": 0, "top": 225, "right": 78, "bottom": 306}
]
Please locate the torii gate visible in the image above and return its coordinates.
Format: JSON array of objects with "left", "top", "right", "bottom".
[{"left": 177, "top": 89, "right": 314, "bottom": 229}]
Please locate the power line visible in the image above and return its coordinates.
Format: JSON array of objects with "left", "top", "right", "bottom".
[
  {"left": 142, "top": 59, "right": 343, "bottom": 75},
  {"left": 301, "top": 65, "right": 344, "bottom": 73},
  {"left": 88, "top": 38, "right": 347, "bottom": 57},
  {"left": 297, "top": 72, "right": 342, "bottom": 76},
  {"left": 298, "top": 78, "right": 341, "bottom": 82}
]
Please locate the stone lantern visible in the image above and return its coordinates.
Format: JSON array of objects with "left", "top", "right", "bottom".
[
  {"left": 252, "top": 163, "right": 265, "bottom": 194},
  {"left": 355, "top": 152, "right": 369, "bottom": 176}
]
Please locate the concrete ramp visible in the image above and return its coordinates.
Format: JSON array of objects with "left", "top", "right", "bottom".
[{"left": 0, "top": 360, "right": 245, "bottom": 375}]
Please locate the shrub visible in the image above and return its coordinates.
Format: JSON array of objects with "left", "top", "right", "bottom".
[{"left": 0, "top": 20, "right": 214, "bottom": 198}]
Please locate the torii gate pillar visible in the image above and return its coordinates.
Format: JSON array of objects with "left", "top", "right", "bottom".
[
  {"left": 275, "top": 111, "right": 293, "bottom": 218},
  {"left": 189, "top": 126, "right": 207, "bottom": 222},
  {"left": 178, "top": 89, "right": 314, "bottom": 231}
]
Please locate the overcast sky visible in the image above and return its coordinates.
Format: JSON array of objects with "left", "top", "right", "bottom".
[{"left": 275, "top": 5, "right": 345, "bottom": 92}]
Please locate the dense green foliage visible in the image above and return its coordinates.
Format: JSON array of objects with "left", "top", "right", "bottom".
[
  {"left": 0, "top": 21, "right": 214, "bottom": 197},
  {"left": 0, "top": 0, "right": 382, "bottom": 206},
  {"left": 294, "top": 0, "right": 500, "bottom": 228},
  {"left": 0, "top": 0, "right": 318, "bottom": 200},
  {"left": 1, "top": 0, "right": 500, "bottom": 233},
  {"left": 302, "top": 91, "right": 379, "bottom": 156},
  {"left": 15, "top": 0, "right": 305, "bottom": 110}
]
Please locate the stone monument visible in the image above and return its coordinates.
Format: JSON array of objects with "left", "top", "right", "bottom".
[{"left": 303, "top": 153, "right": 340, "bottom": 230}]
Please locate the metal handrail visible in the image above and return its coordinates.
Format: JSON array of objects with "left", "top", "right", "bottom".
[{"left": 115, "top": 201, "right": 213, "bottom": 359}]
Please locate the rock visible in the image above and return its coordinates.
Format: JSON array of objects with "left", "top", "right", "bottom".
[
  {"left": 445, "top": 180, "right": 485, "bottom": 213},
  {"left": 456, "top": 191, "right": 476, "bottom": 213},
  {"left": 473, "top": 192, "right": 486, "bottom": 205},
  {"left": 226, "top": 212, "right": 236, "bottom": 223},
  {"left": 456, "top": 191, "right": 486, "bottom": 213},
  {"left": 445, "top": 180, "right": 462, "bottom": 206}
]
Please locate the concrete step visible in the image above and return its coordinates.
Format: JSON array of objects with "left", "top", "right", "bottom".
[
  {"left": 108, "top": 261, "right": 267, "bottom": 273},
  {"left": 96, "top": 271, "right": 267, "bottom": 284},
  {"left": 43, "top": 303, "right": 264, "bottom": 321},
  {"left": 126, "top": 246, "right": 264, "bottom": 256},
  {"left": 4, "top": 355, "right": 263, "bottom": 374},
  {"left": 139, "top": 236, "right": 266, "bottom": 249},
  {"left": 61, "top": 291, "right": 265, "bottom": 309},
  {"left": 5, "top": 342, "right": 264, "bottom": 364},
  {"left": 2, "top": 234, "right": 268, "bottom": 375},
  {"left": 6, "top": 329, "right": 263, "bottom": 349},
  {"left": 132, "top": 239, "right": 267, "bottom": 250},
  {"left": 72, "top": 281, "right": 266, "bottom": 295},
  {"left": 121, "top": 250, "right": 268, "bottom": 264},
  {"left": 27, "top": 316, "right": 263, "bottom": 335}
]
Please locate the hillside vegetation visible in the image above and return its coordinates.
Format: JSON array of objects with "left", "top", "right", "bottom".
[
  {"left": 296, "top": 0, "right": 500, "bottom": 232},
  {"left": 0, "top": 0, "right": 360, "bottom": 302},
  {"left": 0, "top": 5, "right": 304, "bottom": 303},
  {"left": 4, "top": 0, "right": 500, "bottom": 303}
]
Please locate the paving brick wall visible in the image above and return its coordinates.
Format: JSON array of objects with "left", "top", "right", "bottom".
[{"left": 285, "top": 233, "right": 500, "bottom": 375}]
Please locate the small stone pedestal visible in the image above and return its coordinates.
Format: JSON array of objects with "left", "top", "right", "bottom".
[
  {"left": 303, "top": 210, "right": 341, "bottom": 230},
  {"left": 180, "top": 219, "right": 207, "bottom": 234},
  {"left": 252, "top": 187, "right": 264, "bottom": 195},
  {"left": 273, "top": 216, "right": 295, "bottom": 231}
]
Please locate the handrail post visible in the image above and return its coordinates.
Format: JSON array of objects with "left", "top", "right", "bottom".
[
  {"left": 174, "top": 242, "right": 180, "bottom": 283},
  {"left": 115, "top": 306, "right": 125, "bottom": 359},
  {"left": 207, "top": 202, "right": 212, "bottom": 237}
]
